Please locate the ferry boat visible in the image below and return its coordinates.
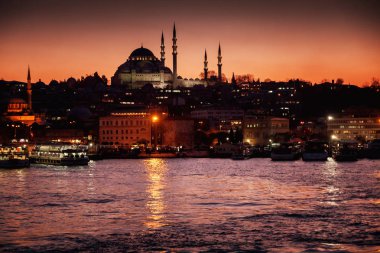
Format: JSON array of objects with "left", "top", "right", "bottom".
[
  {"left": 271, "top": 142, "right": 301, "bottom": 161},
  {"left": 0, "top": 145, "right": 30, "bottom": 168},
  {"left": 302, "top": 140, "right": 328, "bottom": 161},
  {"left": 332, "top": 140, "right": 358, "bottom": 161},
  {"left": 30, "top": 144, "right": 89, "bottom": 166}
]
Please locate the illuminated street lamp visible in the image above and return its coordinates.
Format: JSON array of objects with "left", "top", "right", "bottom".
[
  {"left": 327, "top": 115, "right": 334, "bottom": 121},
  {"left": 151, "top": 115, "right": 159, "bottom": 149},
  {"left": 152, "top": 115, "right": 159, "bottom": 123}
]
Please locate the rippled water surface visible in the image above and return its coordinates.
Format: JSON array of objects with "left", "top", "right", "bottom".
[{"left": 0, "top": 158, "right": 379, "bottom": 252}]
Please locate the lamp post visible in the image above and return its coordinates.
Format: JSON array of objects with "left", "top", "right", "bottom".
[{"left": 151, "top": 115, "right": 159, "bottom": 150}]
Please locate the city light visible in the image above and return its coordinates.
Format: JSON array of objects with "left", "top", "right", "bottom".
[
  {"left": 152, "top": 115, "right": 159, "bottom": 123},
  {"left": 328, "top": 116, "right": 334, "bottom": 121},
  {"left": 331, "top": 135, "right": 338, "bottom": 140}
]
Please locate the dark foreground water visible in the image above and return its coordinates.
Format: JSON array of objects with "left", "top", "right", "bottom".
[{"left": 0, "top": 158, "right": 379, "bottom": 252}]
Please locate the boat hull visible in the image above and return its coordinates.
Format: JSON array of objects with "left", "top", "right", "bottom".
[
  {"left": 0, "top": 159, "right": 30, "bottom": 169},
  {"left": 271, "top": 153, "right": 299, "bottom": 161},
  {"left": 30, "top": 157, "right": 89, "bottom": 166},
  {"left": 332, "top": 154, "right": 358, "bottom": 162},
  {"left": 302, "top": 152, "right": 328, "bottom": 161}
]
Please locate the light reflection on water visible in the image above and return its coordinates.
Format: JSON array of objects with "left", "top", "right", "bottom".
[
  {"left": 321, "top": 159, "right": 341, "bottom": 206},
  {"left": 144, "top": 159, "right": 167, "bottom": 229},
  {"left": 0, "top": 158, "right": 379, "bottom": 252}
]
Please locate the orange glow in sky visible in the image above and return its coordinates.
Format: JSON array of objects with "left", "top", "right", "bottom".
[{"left": 0, "top": 0, "right": 379, "bottom": 85}]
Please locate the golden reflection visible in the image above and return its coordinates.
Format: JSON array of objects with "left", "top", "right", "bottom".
[
  {"left": 87, "top": 166, "right": 95, "bottom": 194},
  {"left": 321, "top": 159, "right": 341, "bottom": 206},
  {"left": 143, "top": 158, "right": 168, "bottom": 229}
]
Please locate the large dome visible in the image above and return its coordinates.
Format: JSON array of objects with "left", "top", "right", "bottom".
[
  {"left": 129, "top": 47, "right": 155, "bottom": 59},
  {"left": 111, "top": 45, "right": 173, "bottom": 86}
]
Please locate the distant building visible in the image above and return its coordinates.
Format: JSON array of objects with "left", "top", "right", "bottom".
[
  {"left": 99, "top": 111, "right": 152, "bottom": 146},
  {"left": 243, "top": 116, "right": 289, "bottom": 145},
  {"left": 191, "top": 107, "right": 244, "bottom": 132},
  {"left": 32, "top": 126, "right": 85, "bottom": 144},
  {"left": 3, "top": 66, "right": 37, "bottom": 126},
  {"left": 162, "top": 119, "right": 194, "bottom": 148},
  {"left": 327, "top": 115, "right": 380, "bottom": 142}
]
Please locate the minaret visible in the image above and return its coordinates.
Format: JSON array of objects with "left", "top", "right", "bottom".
[
  {"left": 160, "top": 31, "right": 165, "bottom": 66},
  {"left": 27, "top": 65, "right": 32, "bottom": 111},
  {"left": 217, "top": 43, "right": 222, "bottom": 82},
  {"left": 172, "top": 23, "right": 178, "bottom": 85},
  {"left": 232, "top": 72, "right": 236, "bottom": 85},
  {"left": 204, "top": 49, "right": 208, "bottom": 80}
]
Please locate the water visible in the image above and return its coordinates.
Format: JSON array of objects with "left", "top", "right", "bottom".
[{"left": 0, "top": 158, "right": 379, "bottom": 252}]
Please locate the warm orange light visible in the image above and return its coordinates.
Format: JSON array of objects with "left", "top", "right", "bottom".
[{"left": 152, "top": 115, "right": 159, "bottom": 123}]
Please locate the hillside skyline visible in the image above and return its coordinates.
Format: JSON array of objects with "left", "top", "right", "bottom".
[{"left": 1, "top": 0, "right": 379, "bottom": 85}]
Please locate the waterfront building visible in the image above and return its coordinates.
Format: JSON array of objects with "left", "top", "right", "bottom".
[
  {"left": 243, "top": 116, "right": 289, "bottom": 145},
  {"left": 162, "top": 119, "right": 194, "bottom": 149},
  {"left": 111, "top": 24, "right": 219, "bottom": 88},
  {"left": 327, "top": 115, "right": 380, "bottom": 142},
  {"left": 31, "top": 126, "right": 85, "bottom": 144},
  {"left": 191, "top": 107, "right": 244, "bottom": 132},
  {"left": 99, "top": 111, "right": 152, "bottom": 147}
]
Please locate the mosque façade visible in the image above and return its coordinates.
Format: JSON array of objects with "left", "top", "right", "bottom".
[{"left": 111, "top": 24, "right": 223, "bottom": 89}]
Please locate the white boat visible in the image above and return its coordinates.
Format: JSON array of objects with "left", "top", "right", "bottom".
[
  {"left": 30, "top": 144, "right": 89, "bottom": 166},
  {"left": 0, "top": 145, "right": 30, "bottom": 168},
  {"left": 302, "top": 141, "right": 328, "bottom": 161}
]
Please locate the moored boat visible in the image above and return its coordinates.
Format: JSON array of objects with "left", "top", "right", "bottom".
[
  {"left": 365, "top": 139, "right": 380, "bottom": 159},
  {"left": 210, "top": 143, "right": 240, "bottom": 158},
  {"left": 30, "top": 144, "right": 89, "bottom": 166},
  {"left": 332, "top": 140, "right": 358, "bottom": 161},
  {"left": 302, "top": 140, "right": 328, "bottom": 161},
  {"left": 0, "top": 145, "right": 30, "bottom": 168},
  {"left": 271, "top": 142, "right": 301, "bottom": 161}
]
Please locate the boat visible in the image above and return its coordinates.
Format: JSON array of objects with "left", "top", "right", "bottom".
[
  {"left": 249, "top": 145, "right": 271, "bottom": 158},
  {"left": 302, "top": 140, "right": 328, "bottom": 161},
  {"left": 210, "top": 143, "right": 240, "bottom": 158},
  {"left": 231, "top": 146, "right": 251, "bottom": 160},
  {"left": 0, "top": 145, "right": 30, "bottom": 168},
  {"left": 365, "top": 139, "right": 380, "bottom": 159},
  {"left": 332, "top": 140, "right": 358, "bottom": 161},
  {"left": 30, "top": 144, "right": 89, "bottom": 166},
  {"left": 271, "top": 142, "right": 301, "bottom": 161}
]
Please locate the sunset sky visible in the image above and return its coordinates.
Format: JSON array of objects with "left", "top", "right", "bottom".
[{"left": 0, "top": 0, "right": 379, "bottom": 85}]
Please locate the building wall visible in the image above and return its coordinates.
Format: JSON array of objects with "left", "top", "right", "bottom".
[
  {"left": 177, "top": 79, "right": 208, "bottom": 87},
  {"left": 162, "top": 119, "right": 194, "bottom": 148},
  {"left": 191, "top": 109, "right": 244, "bottom": 132},
  {"left": 243, "top": 116, "right": 289, "bottom": 145},
  {"left": 327, "top": 116, "right": 380, "bottom": 141},
  {"left": 99, "top": 112, "right": 152, "bottom": 146},
  {"left": 5, "top": 115, "right": 36, "bottom": 126},
  {"left": 118, "top": 72, "right": 173, "bottom": 89}
]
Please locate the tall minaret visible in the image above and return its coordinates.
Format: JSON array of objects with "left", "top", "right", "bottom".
[
  {"left": 160, "top": 31, "right": 165, "bottom": 66},
  {"left": 231, "top": 72, "right": 236, "bottom": 85},
  {"left": 27, "top": 65, "right": 32, "bottom": 111},
  {"left": 217, "top": 43, "right": 222, "bottom": 82},
  {"left": 204, "top": 49, "right": 208, "bottom": 80},
  {"left": 172, "top": 23, "right": 178, "bottom": 84}
]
